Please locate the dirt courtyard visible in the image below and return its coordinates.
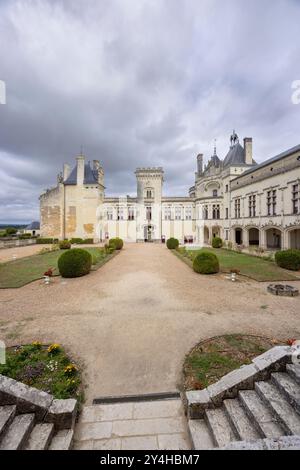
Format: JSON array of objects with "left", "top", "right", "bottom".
[{"left": 0, "top": 243, "right": 299, "bottom": 403}]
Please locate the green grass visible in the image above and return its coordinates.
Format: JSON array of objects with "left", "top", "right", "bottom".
[
  {"left": 183, "top": 334, "right": 279, "bottom": 390},
  {"left": 0, "top": 343, "right": 82, "bottom": 401},
  {"left": 176, "top": 247, "right": 299, "bottom": 282},
  {"left": 0, "top": 247, "right": 112, "bottom": 288}
]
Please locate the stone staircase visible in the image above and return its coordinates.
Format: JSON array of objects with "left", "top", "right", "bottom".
[
  {"left": 185, "top": 347, "right": 300, "bottom": 450},
  {"left": 0, "top": 374, "right": 77, "bottom": 450}
]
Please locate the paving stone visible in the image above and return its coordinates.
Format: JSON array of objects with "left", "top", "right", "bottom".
[
  {"left": 80, "top": 403, "right": 133, "bottom": 423},
  {"left": 93, "top": 438, "right": 122, "bottom": 450},
  {"left": 223, "top": 440, "right": 266, "bottom": 450},
  {"left": 158, "top": 433, "right": 190, "bottom": 450},
  {"left": 239, "top": 390, "right": 283, "bottom": 438},
  {"left": 121, "top": 435, "right": 158, "bottom": 450},
  {"left": 133, "top": 399, "right": 182, "bottom": 420},
  {"left": 25, "top": 423, "right": 54, "bottom": 450},
  {"left": 0, "top": 405, "right": 16, "bottom": 439},
  {"left": 286, "top": 364, "right": 300, "bottom": 386},
  {"left": 46, "top": 398, "right": 77, "bottom": 430},
  {"left": 0, "top": 413, "right": 35, "bottom": 450},
  {"left": 188, "top": 419, "right": 214, "bottom": 450},
  {"left": 223, "top": 399, "right": 260, "bottom": 441},
  {"left": 205, "top": 408, "right": 236, "bottom": 448},
  {"left": 75, "top": 421, "right": 112, "bottom": 441},
  {"left": 112, "top": 417, "right": 185, "bottom": 437},
  {"left": 271, "top": 372, "right": 300, "bottom": 413},
  {"left": 255, "top": 381, "right": 300, "bottom": 435},
  {"left": 49, "top": 429, "right": 74, "bottom": 450}
]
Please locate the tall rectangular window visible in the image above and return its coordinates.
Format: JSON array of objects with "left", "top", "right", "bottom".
[
  {"left": 212, "top": 205, "right": 220, "bottom": 219},
  {"left": 234, "top": 199, "right": 241, "bottom": 219},
  {"left": 146, "top": 206, "right": 152, "bottom": 221},
  {"left": 203, "top": 205, "right": 208, "bottom": 220},
  {"left": 128, "top": 207, "right": 135, "bottom": 220},
  {"left": 267, "top": 190, "right": 277, "bottom": 216},
  {"left": 175, "top": 207, "right": 182, "bottom": 220},
  {"left": 225, "top": 208, "right": 229, "bottom": 219},
  {"left": 249, "top": 195, "right": 256, "bottom": 217},
  {"left": 117, "top": 208, "right": 124, "bottom": 220},
  {"left": 185, "top": 207, "right": 192, "bottom": 220},
  {"left": 292, "top": 184, "right": 300, "bottom": 214},
  {"left": 107, "top": 209, "right": 113, "bottom": 220},
  {"left": 164, "top": 207, "right": 171, "bottom": 220}
]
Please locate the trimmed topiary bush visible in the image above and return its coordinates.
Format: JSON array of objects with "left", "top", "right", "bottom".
[
  {"left": 193, "top": 251, "right": 220, "bottom": 274},
  {"left": 59, "top": 240, "right": 71, "bottom": 250},
  {"left": 58, "top": 248, "right": 92, "bottom": 278},
  {"left": 275, "top": 249, "right": 300, "bottom": 271},
  {"left": 212, "top": 237, "right": 223, "bottom": 249},
  {"left": 166, "top": 238, "right": 179, "bottom": 250},
  {"left": 109, "top": 237, "right": 123, "bottom": 250}
]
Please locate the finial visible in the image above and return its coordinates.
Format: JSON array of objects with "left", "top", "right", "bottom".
[{"left": 213, "top": 139, "right": 217, "bottom": 156}]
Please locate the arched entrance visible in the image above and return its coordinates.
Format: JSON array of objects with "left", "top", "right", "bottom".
[
  {"left": 249, "top": 228, "right": 260, "bottom": 246},
  {"left": 266, "top": 228, "right": 282, "bottom": 249},
  {"left": 235, "top": 228, "right": 243, "bottom": 245},
  {"left": 289, "top": 229, "right": 300, "bottom": 249},
  {"left": 212, "top": 226, "right": 220, "bottom": 239}
]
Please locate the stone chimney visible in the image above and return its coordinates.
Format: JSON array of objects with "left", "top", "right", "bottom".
[
  {"left": 244, "top": 138, "right": 253, "bottom": 165},
  {"left": 197, "top": 154, "right": 203, "bottom": 175},
  {"left": 63, "top": 163, "right": 70, "bottom": 181},
  {"left": 76, "top": 155, "right": 85, "bottom": 185},
  {"left": 93, "top": 160, "right": 100, "bottom": 171}
]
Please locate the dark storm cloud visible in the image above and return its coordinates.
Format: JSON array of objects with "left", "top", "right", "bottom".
[{"left": 0, "top": 0, "right": 300, "bottom": 222}]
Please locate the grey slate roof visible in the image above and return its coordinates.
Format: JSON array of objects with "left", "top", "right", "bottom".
[
  {"left": 223, "top": 143, "right": 246, "bottom": 167},
  {"left": 64, "top": 162, "right": 99, "bottom": 185},
  {"left": 26, "top": 221, "right": 40, "bottom": 230},
  {"left": 235, "top": 143, "right": 300, "bottom": 178}
]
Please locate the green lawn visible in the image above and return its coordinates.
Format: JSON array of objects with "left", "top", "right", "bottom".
[
  {"left": 0, "top": 247, "right": 113, "bottom": 288},
  {"left": 176, "top": 247, "right": 299, "bottom": 282}
]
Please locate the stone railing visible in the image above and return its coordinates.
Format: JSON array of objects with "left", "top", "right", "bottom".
[{"left": 0, "top": 238, "right": 37, "bottom": 249}]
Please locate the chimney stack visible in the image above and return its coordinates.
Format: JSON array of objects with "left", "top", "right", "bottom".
[
  {"left": 197, "top": 154, "right": 203, "bottom": 175},
  {"left": 63, "top": 163, "right": 70, "bottom": 181},
  {"left": 244, "top": 138, "right": 253, "bottom": 165},
  {"left": 76, "top": 155, "right": 85, "bottom": 185}
]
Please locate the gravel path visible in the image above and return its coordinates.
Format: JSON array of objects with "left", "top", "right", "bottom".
[
  {"left": 0, "top": 243, "right": 299, "bottom": 403},
  {"left": 0, "top": 244, "right": 50, "bottom": 262}
]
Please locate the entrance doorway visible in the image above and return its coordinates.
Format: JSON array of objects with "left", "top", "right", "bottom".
[
  {"left": 144, "top": 225, "right": 153, "bottom": 242},
  {"left": 235, "top": 228, "right": 243, "bottom": 245}
]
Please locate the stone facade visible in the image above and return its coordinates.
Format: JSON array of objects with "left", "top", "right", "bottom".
[{"left": 40, "top": 132, "right": 300, "bottom": 249}]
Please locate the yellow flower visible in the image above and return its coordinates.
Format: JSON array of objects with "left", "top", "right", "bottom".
[
  {"left": 32, "top": 341, "right": 42, "bottom": 349},
  {"left": 47, "top": 343, "right": 61, "bottom": 355},
  {"left": 64, "top": 364, "right": 77, "bottom": 376}
]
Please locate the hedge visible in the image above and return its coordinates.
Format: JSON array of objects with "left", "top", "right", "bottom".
[
  {"left": 59, "top": 240, "right": 71, "bottom": 250},
  {"left": 109, "top": 238, "right": 124, "bottom": 250},
  {"left": 193, "top": 251, "right": 220, "bottom": 274},
  {"left": 212, "top": 237, "right": 223, "bottom": 249},
  {"left": 166, "top": 238, "right": 179, "bottom": 250},
  {"left": 58, "top": 249, "right": 92, "bottom": 278},
  {"left": 36, "top": 238, "right": 59, "bottom": 244},
  {"left": 275, "top": 249, "right": 300, "bottom": 271}
]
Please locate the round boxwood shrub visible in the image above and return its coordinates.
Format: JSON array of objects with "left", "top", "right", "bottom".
[
  {"left": 275, "top": 249, "right": 300, "bottom": 271},
  {"left": 166, "top": 238, "right": 179, "bottom": 250},
  {"left": 59, "top": 240, "right": 71, "bottom": 250},
  {"left": 212, "top": 236, "right": 223, "bottom": 249},
  {"left": 109, "top": 237, "right": 123, "bottom": 250},
  {"left": 193, "top": 251, "right": 220, "bottom": 274},
  {"left": 58, "top": 248, "right": 92, "bottom": 278}
]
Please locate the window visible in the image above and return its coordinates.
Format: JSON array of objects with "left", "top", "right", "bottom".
[
  {"left": 128, "top": 207, "right": 135, "bottom": 221},
  {"left": 107, "top": 209, "right": 113, "bottom": 220},
  {"left": 225, "top": 185, "right": 229, "bottom": 193},
  {"left": 267, "top": 190, "right": 277, "bottom": 216},
  {"left": 145, "top": 189, "right": 154, "bottom": 199},
  {"left": 213, "top": 189, "right": 218, "bottom": 197},
  {"left": 164, "top": 207, "right": 171, "bottom": 220},
  {"left": 203, "top": 205, "right": 208, "bottom": 220},
  {"left": 185, "top": 207, "right": 192, "bottom": 220},
  {"left": 225, "top": 208, "right": 229, "bottom": 219},
  {"left": 225, "top": 230, "right": 229, "bottom": 241},
  {"left": 249, "top": 195, "right": 256, "bottom": 217},
  {"left": 212, "top": 204, "right": 220, "bottom": 219},
  {"left": 146, "top": 206, "right": 152, "bottom": 221},
  {"left": 292, "top": 184, "right": 300, "bottom": 214},
  {"left": 117, "top": 207, "right": 124, "bottom": 220},
  {"left": 175, "top": 207, "right": 182, "bottom": 220},
  {"left": 234, "top": 199, "right": 241, "bottom": 219}
]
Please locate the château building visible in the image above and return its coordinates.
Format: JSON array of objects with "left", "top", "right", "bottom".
[{"left": 40, "top": 132, "right": 300, "bottom": 250}]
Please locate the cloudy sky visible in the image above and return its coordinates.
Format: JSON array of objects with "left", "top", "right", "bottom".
[{"left": 0, "top": 0, "right": 299, "bottom": 223}]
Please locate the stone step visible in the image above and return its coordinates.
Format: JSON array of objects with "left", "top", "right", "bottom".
[
  {"left": 222, "top": 435, "right": 300, "bottom": 450},
  {"left": 205, "top": 408, "right": 236, "bottom": 448},
  {"left": 223, "top": 399, "right": 260, "bottom": 442},
  {"left": 271, "top": 372, "right": 300, "bottom": 414},
  {"left": 0, "top": 413, "right": 35, "bottom": 450},
  {"left": 0, "top": 405, "right": 16, "bottom": 441},
  {"left": 49, "top": 429, "right": 74, "bottom": 450},
  {"left": 255, "top": 381, "right": 300, "bottom": 435},
  {"left": 286, "top": 364, "right": 300, "bottom": 386},
  {"left": 188, "top": 419, "right": 215, "bottom": 450},
  {"left": 239, "top": 390, "right": 283, "bottom": 439},
  {"left": 25, "top": 423, "right": 55, "bottom": 450}
]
